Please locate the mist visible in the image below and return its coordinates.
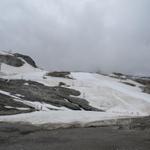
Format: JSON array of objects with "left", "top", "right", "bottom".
[{"left": 0, "top": 0, "right": 150, "bottom": 75}]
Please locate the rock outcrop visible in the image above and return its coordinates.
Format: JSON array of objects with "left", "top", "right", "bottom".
[
  {"left": 0, "top": 93, "right": 34, "bottom": 115},
  {"left": 0, "top": 79, "right": 102, "bottom": 113},
  {"left": 0, "top": 54, "right": 24, "bottom": 67},
  {"left": 0, "top": 52, "right": 37, "bottom": 68},
  {"left": 46, "top": 71, "right": 72, "bottom": 79},
  {"left": 14, "top": 53, "right": 37, "bottom": 68}
]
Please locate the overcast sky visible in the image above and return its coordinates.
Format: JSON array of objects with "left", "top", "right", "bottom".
[{"left": 0, "top": 0, "right": 150, "bottom": 75}]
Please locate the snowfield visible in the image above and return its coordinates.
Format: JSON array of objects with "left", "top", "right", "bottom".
[
  {"left": 0, "top": 55, "right": 150, "bottom": 125},
  {"left": 0, "top": 110, "right": 135, "bottom": 125}
]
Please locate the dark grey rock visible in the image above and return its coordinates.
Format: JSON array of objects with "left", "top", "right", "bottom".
[
  {"left": 142, "top": 86, "right": 150, "bottom": 94},
  {"left": 133, "top": 78, "right": 150, "bottom": 94},
  {"left": 0, "top": 55, "right": 24, "bottom": 67},
  {"left": 46, "top": 71, "right": 72, "bottom": 79},
  {"left": 54, "top": 87, "right": 81, "bottom": 97},
  {"left": 0, "top": 79, "right": 102, "bottom": 112},
  {"left": 58, "top": 82, "right": 68, "bottom": 87},
  {"left": 67, "top": 96, "right": 102, "bottom": 111},
  {"left": 121, "top": 82, "right": 136, "bottom": 87},
  {"left": 14, "top": 53, "right": 37, "bottom": 68},
  {"left": 0, "top": 93, "right": 34, "bottom": 115},
  {"left": 134, "top": 78, "right": 150, "bottom": 85}
]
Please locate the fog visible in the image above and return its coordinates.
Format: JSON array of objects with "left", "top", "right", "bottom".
[{"left": 0, "top": 0, "right": 150, "bottom": 75}]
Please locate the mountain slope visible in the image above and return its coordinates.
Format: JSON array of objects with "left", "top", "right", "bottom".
[{"left": 0, "top": 51, "right": 150, "bottom": 126}]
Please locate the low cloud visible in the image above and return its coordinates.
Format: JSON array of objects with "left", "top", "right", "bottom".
[{"left": 0, "top": 0, "right": 150, "bottom": 75}]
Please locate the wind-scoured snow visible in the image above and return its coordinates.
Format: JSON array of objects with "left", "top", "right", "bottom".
[{"left": 0, "top": 54, "right": 150, "bottom": 125}]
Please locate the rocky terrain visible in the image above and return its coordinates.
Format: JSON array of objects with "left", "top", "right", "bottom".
[
  {"left": 0, "top": 51, "right": 150, "bottom": 126},
  {"left": 109, "top": 72, "right": 150, "bottom": 94},
  {"left": 133, "top": 78, "right": 150, "bottom": 94},
  {"left": 0, "top": 54, "right": 24, "bottom": 67},
  {"left": 0, "top": 51, "right": 150, "bottom": 149},
  {"left": 0, "top": 78, "right": 101, "bottom": 116},
  {"left": 46, "top": 71, "right": 72, "bottom": 79},
  {"left": 1, "top": 71, "right": 150, "bottom": 117},
  {"left": 0, "top": 52, "right": 37, "bottom": 68},
  {"left": 14, "top": 53, "right": 37, "bottom": 68},
  {"left": 0, "top": 92, "right": 34, "bottom": 115},
  {"left": 0, "top": 117, "right": 150, "bottom": 150}
]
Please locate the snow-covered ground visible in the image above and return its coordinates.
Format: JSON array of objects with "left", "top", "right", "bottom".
[
  {"left": 0, "top": 110, "right": 134, "bottom": 125},
  {"left": 0, "top": 55, "right": 150, "bottom": 125}
]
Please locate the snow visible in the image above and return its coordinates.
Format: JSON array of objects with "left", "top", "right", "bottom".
[
  {"left": 0, "top": 58, "right": 150, "bottom": 125},
  {"left": 0, "top": 89, "right": 67, "bottom": 111},
  {"left": 0, "top": 51, "right": 13, "bottom": 56},
  {"left": 0, "top": 110, "right": 137, "bottom": 125},
  {"left": 0, "top": 90, "right": 12, "bottom": 96},
  {"left": 4, "top": 106, "right": 29, "bottom": 111},
  {"left": 1, "top": 62, "right": 41, "bottom": 76},
  {"left": 70, "top": 72, "right": 150, "bottom": 116}
]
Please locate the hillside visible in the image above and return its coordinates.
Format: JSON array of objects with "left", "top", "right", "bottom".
[{"left": 0, "top": 51, "right": 150, "bottom": 127}]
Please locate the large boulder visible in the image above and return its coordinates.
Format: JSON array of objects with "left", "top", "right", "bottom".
[
  {"left": 14, "top": 53, "right": 37, "bottom": 68},
  {"left": 0, "top": 54, "right": 24, "bottom": 67},
  {"left": 0, "top": 52, "right": 37, "bottom": 68},
  {"left": 46, "top": 71, "right": 71, "bottom": 79}
]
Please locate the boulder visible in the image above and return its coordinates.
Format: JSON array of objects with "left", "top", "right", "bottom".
[
  {"left": 46, "top": 71, "right": 71, "bottom": 79},
  {"left": 0, "top": 55, "right": 24, "bottom": 67},
  {"left": 14, "top": 53, "right": 37, "bottom": 68}
]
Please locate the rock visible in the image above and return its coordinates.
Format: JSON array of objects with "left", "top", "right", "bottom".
[
  {"left": 142, "top": 86, "right": 150, "bottom": 94},
  {"left": 0, "top": 52, "right": 37, "bottom": 68},
  {"left": 133, "top": 78, "right": 150, "bottom": 94},
  {"left": 58, "top": 82, "right": 67, "bottom": 87},
  {"left": 0, "top": 93, "right": 34, "bottom": 115},
  {"left": 113, "top": 72, "right": 124, "bottom": 76},
  {"left": 0, "top": 54, "right": 24, "bottom": 67},
  {"left": 134, "top": 78, "right": 150, "bottom": 85},
  {"left": 0, "top": 79, "right": 101, "bottom": 111},
  {"left": 111, "top": 72, "right": 127, "bottom": 80},
  {"left": 121, "top": 82, "right": 136, "bottom": 87},
  {"left": 46, "top": 71, "right": 72, "bottom": 79},
  {"left": 14, "top": 53, "right": 37, "bottom": 68},
  {"left": 54, "top": 87, "right": 81, "bottom": 97},
  {"left": 67, "top": 96, "right": 102, "bottom": 111}
]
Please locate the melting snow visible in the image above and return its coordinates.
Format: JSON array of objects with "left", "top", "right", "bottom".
[{"left": 0, "top": 59, "right": 150, "bottom": 124}]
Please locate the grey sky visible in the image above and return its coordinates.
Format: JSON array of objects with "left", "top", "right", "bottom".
[{"left": 0, "top": 0, "right": 150, "bottom": 75}]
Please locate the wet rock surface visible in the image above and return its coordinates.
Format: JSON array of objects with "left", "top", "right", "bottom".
[
  {"left": 0, "top": 78, "right": 102, "bottom": 114},
  {"left": 0, "top": 118, "right": 150, "bottom": 150}
]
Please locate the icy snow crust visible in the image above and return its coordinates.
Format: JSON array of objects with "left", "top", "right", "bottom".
[{"left": 0, "top": 60, "right": 150, "bottom": 125}]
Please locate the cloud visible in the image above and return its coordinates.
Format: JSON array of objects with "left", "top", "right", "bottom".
[{"left": 0, "top": 0, "right": 150, "bottom": 75}]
